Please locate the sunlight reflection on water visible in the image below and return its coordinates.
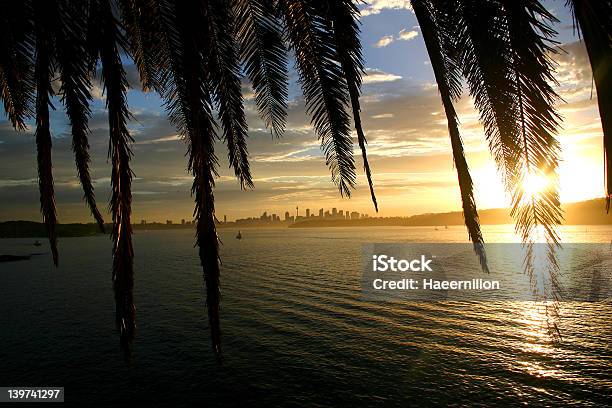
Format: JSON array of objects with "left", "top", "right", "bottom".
[{"left": 0, "top": 225, "right": 610, "bottom": 406}]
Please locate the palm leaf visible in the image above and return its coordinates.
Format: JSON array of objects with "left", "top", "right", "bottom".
[
  {"left": 568, "top": 0, "right": 612, "bottom": 211},
  {"left": 454, "top": 0, "right": 523, "bottom": 188},
  {"left": 235, "top": 0, "right": 289, "bottom": 137},
  {"left": 279, "top": 0, "right": 356, "bottom": 196},
  {"left": 206, "top": 0, "right": 253, "bottom": 189},
  {"left": 502, "top": 0, "right": 563, "bottom": 318},
  {"left": 119, "top": 0, "right": 165, "bottom": 92},
  {"left": 57, "top": 1, "right": 105, "bottom": 231},
  {"left": 33, "top": 1, "right": 59, "bottom": 266},
  {"left": 323, "top": 0, "right": 378, "bottom": 211},
  {"left": 413, "top": 0, "right": 488, "bottom": 272},
  {"left": 155, "top": 0, "right": 223, "bottom": 356},
  {"left": 93, "top": 0, "right": 136, "bottom": 346},
  {"left": 453, "top": 0, "right": 563, "bottom": 314},
  {"left": 0, "top": 0, "right": 35, "bottom": 130}
]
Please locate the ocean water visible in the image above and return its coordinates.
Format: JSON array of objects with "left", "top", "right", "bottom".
[{"left": 0, "top": 226, "right": 610, "bottom": 406}]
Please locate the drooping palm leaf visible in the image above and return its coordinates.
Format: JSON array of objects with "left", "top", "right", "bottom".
[
  {"left": 119, "top": 0, "right": 162, "bottom": 92},
  {"left": 413, "top": 0, "right": 488, "bottom": 272},
  {"left": 568, "top": 0, "right": 612, "bottom": 211},
  {"left": 449, "top": 0, "right": 563, "bottom": 310},
  {"left": 322, "top": 0, "right": 378, "bottom": 211},
  {"left": 454, "top": 0, "right": 523, "bottom": 189},
  {"left": 33, "top": 1, "right": 59, "bottom": 266},
  {"left": 502, "top": 0, "right": 563, "bottom": 319},
  {"left": 154, "top": 0, "right": 223, "bottom": 356},
  {"left": 56, "top": 1, "right": 105, "bottom": 231},
  {"left": 0, "top": 0, "right": 35, "bottom": 130},
  {"left": 93, "top": 0, "right": 137, "bottom": 345},
  {"left": 279, "top": 0, "right": 356, "bottom": 196},
  {"left": 235, "top": 0, "right": 289, "bottom": 137},
  {"left": 206, "top": 0, "right": 253, "bottom": 189}
]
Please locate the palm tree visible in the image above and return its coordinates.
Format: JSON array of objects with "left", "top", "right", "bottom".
[{"left": 0, "top": 0, "right": 610, "bottom": 355}]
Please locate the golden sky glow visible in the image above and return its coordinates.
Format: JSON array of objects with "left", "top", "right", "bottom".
[{"left": 0, "top": 5, "right": 606, "bottom": 223}]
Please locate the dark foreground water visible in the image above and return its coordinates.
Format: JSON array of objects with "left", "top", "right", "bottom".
[{"left": 1, "top": 226, "right": 610, "bottom": 407}]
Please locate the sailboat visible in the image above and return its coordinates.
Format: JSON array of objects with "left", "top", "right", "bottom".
[{"left": 236, "top": 230, "right": 242, "bottom": 240}]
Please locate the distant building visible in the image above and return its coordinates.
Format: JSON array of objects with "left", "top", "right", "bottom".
[
  {"left": 324, "top": 210, "right": 330, "bottom": 218},
  {"left": 223, "top": 215, "right": 227, "bottom": 223},
  {"left": 351, "top": 211, "right": 360, "bottom": 220},
  {"left": 166, "top": 220, "right": 173, "bottom": 225},
  {"left": 181, "top": 219, "right": 185, "bottom": 225},
  {"left": 140, "top": 219, "right": 146, "bottom": 225},
  {"left": 306, "top": 208, "right": 310, "bottom": 218},
  {"left": 319, "top": 208, "right": 324, "bottom": 218},
  {"left": 332, "top": 208, "right": 337, "bottom": 217},
  {"left": 339, "top": 210, "right": 344, "bottom": 218},
  {"left": 285, "top": 211, "right": 290, "bottom": 221}
]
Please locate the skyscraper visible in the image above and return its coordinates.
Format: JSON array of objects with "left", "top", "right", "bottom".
[{"left": 306, "top": 208, "right": 310, "bottom": 218}]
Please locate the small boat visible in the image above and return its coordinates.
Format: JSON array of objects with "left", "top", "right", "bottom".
[
  {"left": 33, "top": 240, "right": 42, "bottom": 247},
  {"left": 236, "top": 230, "right": 242, "bottom": 240}
]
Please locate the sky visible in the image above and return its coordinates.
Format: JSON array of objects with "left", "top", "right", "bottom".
[{"left": 0, "top": 0, "right": 606, "bottom": 223}]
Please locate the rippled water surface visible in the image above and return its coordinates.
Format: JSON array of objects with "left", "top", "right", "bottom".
[{"left": 1, "top": 226, "right": 610, "bottom": 406}]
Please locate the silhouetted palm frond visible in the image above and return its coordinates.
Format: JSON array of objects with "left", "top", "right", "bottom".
[
  {"left": 33, "top": 1, "right": 59, "bottom": 266},
  {"left": 502, "top": 0, "right": 563, "bottom": 319},
  {"left": 154, "top": 0, "right": 223, "bottom": 356},
  {"left": 323, "top": 0, "right": 378, "bottom": 211},
  {"left": 235, "top": 0, "right": 289, "bottom": 137},
  {"left": 455, "top": 0, "right": 523, "bottom": 188},
  {"left": 57, "top": 1, "right": 105, "bottom": 231},
  {"left": 280, "top": 0, "right": 356, "bottom": 196},
  {"left": 568, "top": 0, "right": 612, "bottom": 211},
  {"left": 206, "top": 0, "right": 253, "bottom": 189},
  {"left": 413, "top": 0, "right": 488, "bottom": 273},
  {"left": 448, "top": 0, "right": 563, "bottom": 315},
  {"left": 92, "top": 0, "right": 136, "bottom": 345},
  {"left": 0, "top": 0, "right": 35, "bottom": 130},
  {"left": 119, "top": 0, "right": 163, "bottom": 92}
]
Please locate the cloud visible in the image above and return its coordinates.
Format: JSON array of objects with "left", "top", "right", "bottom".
[
  {"left": 553, "top": 41, "right": 595, "bottom": 103},
  {"left": 252, "top": 146, "right": 320, "bottom": 163},
  {"left": 374, "top": 35, "right": 394, "bottom": 48},
  {"left": 371, "top": 113, "right": 394, "bottom": 119},
  {"left": 362, "top": 69, "right": 403, "bottom": 84},
  {"left": 0, "top": 178, "right": 37, "bottom": 187},
  {"left": 134, "top": 134, "right": 181, "bottom": 145},
  {"left": 360, "top": 0, "right": 413, "bottom": 17},
  {"left": 398, "top": 29, "right": 419, "bottom": 41},
  {"left": 374, "top": 28, "right": 419, "bottom": 48}
]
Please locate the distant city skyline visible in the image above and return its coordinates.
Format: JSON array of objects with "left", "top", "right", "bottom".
[{"left": 137, "top": 206, "right": 371, "bottom": 225}]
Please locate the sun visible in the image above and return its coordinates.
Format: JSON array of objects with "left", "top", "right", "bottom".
[{"left": 522, "top": 173, "right": 551, "bottom": 197}]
